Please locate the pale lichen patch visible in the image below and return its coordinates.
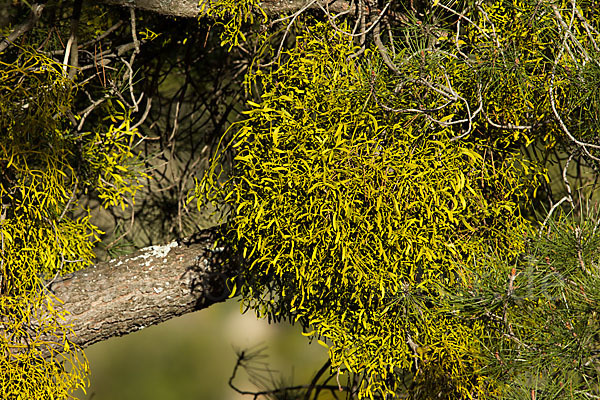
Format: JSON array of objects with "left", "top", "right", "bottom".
[{"left": 131, "top": 241, "right": 179, "bottom": 266}]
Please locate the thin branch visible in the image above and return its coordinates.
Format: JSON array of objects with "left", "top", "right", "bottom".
[{"left": 0, "top": 3, "right": 45, "bottom": 53}]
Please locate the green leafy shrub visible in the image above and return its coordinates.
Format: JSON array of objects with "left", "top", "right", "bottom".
[
  {"left": 200, "top": 19, "right": 545, "bottom": 398},
  {"left": 200, "top": 0, "right": 266, "bottom": 50},
  {"left": 0, "top": 47, "right": 145, "bottom": 399}
]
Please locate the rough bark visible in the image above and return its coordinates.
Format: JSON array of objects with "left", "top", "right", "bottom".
[
  {"left": 47, "top": 226, "right": 238, "bottom": 350},
  {"left": 99, "top": 0, "right": 354, "bottom": 18}
]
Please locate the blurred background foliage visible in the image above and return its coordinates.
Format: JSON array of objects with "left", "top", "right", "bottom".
[{"left": 76, "top": 300, "right": 329, "bottom": 400}]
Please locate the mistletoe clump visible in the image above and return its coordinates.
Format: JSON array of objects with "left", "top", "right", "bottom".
[
  {"left": 201, "top": 19, "right": 544, "bottom": 398},
  {"left": 1, "top": 46, "right": 146, "bottom": 399}
]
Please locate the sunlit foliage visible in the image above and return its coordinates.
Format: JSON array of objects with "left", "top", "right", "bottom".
[
  {"left": 199, "top": 0, "right": 266, "bottom": 50},
  {"left": 199, "top": 0, "right": 600, "bottom": 397},
  {"left": 200, "top": 19, "right": 544, "bottom": 398},
  {"left": 3, "top": 0, "right": 600, "bottom": 398},
  {"left": 0, "top": 46, "right": 145, "bottom": 398}
]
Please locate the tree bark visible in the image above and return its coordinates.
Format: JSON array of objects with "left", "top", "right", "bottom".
[
  {"left": 48, "top": 226, "right": 238, "bottom": 350},
  {"left": 99, "top": 0, "right": 354, "bottom": 18}
]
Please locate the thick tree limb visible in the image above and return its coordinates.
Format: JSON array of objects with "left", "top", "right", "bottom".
[
  {"left": 99, "top": 0, "right": 353, "bottom": 18},
  {"left": 48, "top": 226, "right": 238, "bottom": 350}
]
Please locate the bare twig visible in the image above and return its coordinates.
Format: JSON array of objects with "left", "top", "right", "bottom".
[{"left": 0, "top": 4, "right": 45, "bottom": 53}]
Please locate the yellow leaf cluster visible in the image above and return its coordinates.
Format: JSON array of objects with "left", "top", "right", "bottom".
[
  {"left": 199, "top": 20, "right": 544, "bottom": 398},
  {"left": 1, "top": 47, "right": 146, "bottom": 399}
]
